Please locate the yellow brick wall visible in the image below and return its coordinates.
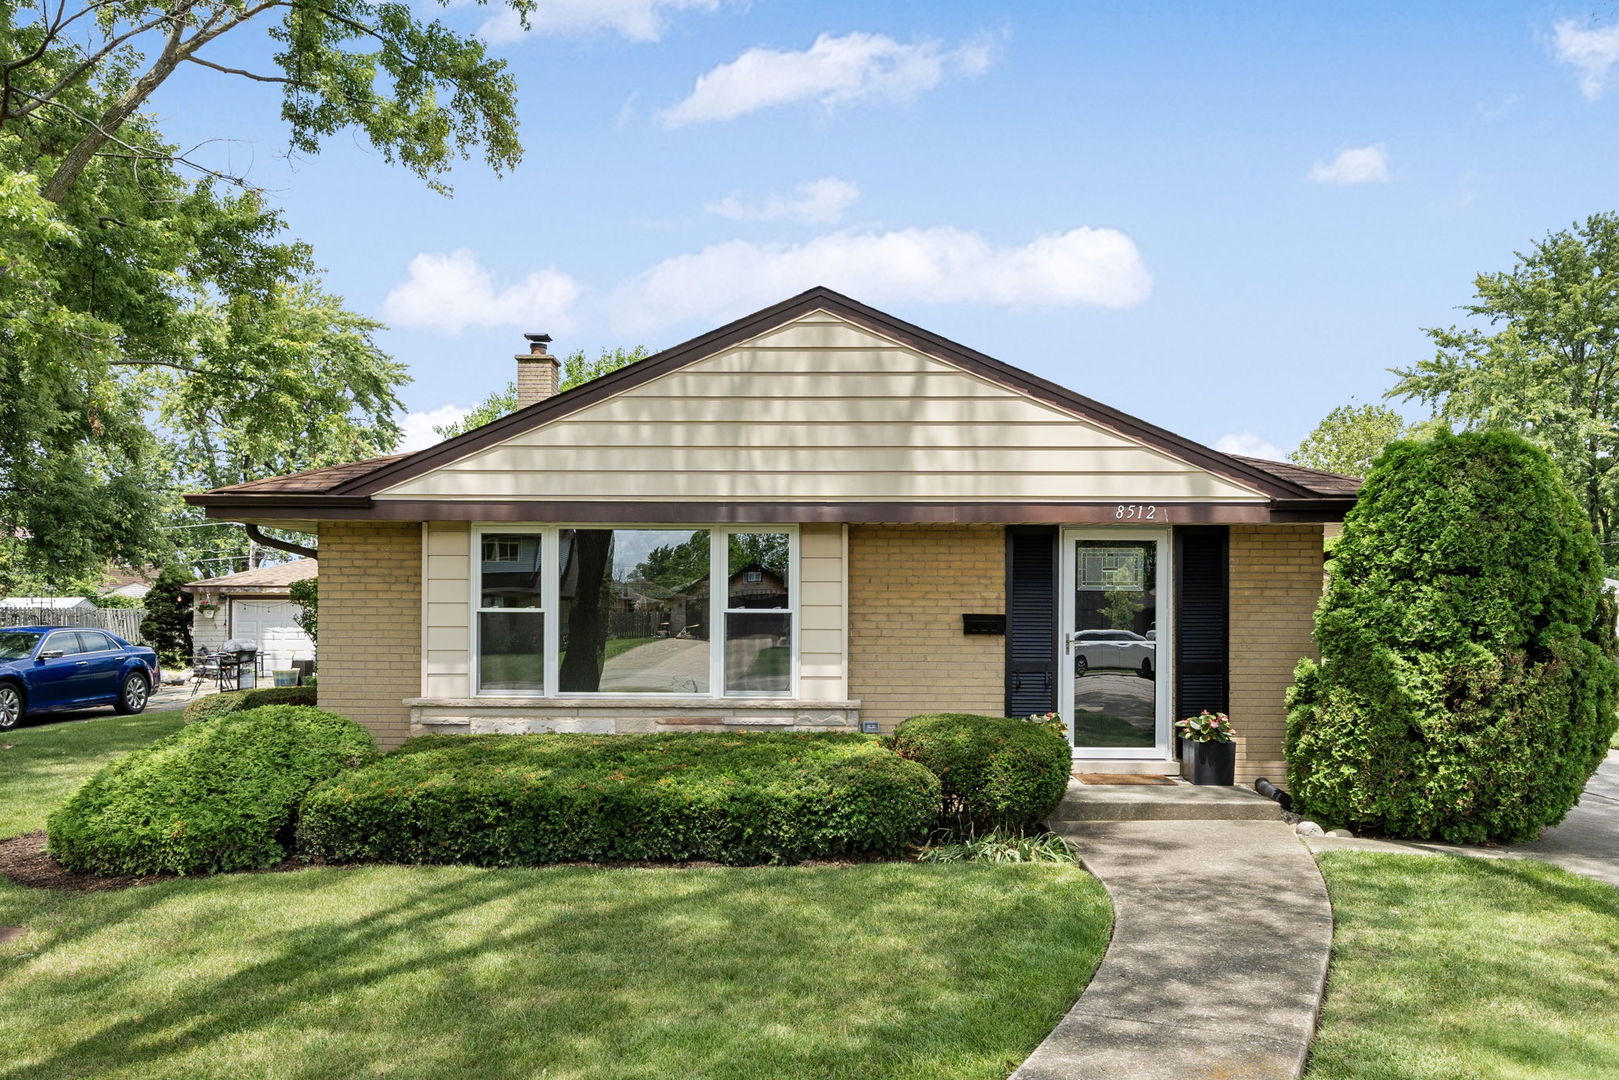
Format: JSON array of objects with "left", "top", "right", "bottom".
[
  {"left": 318, "top": 522, "right": 422, "bottom": 750},
  {"left": 848, "top": 525, "right": 1004, "bottom": 731},
  {"left": 1229, "top": 524, "right": 1324, "bottom": 784}
]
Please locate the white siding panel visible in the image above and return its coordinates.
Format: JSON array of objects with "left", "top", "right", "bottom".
[
  {"left": 743, "top": 321, "right": 899, "bottom": 349},
  {"left": 798, "top": 523, "right": 845, "bottom": 702},
  {"left": 423, "top": 522, "right": 471, "bottom": 697},
  {"left": 387, "top": 470, "right": 1256, "bottom": 501},
  {"left": 376, "top": 312, "right": 1267, "bottom": 504}
]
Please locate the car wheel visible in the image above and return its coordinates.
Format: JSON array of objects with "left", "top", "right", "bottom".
[
  {"left": 1074, "top": 655, "right": 1088, "bottom": 678},
  {"left": 0, "top": 683, "right": 21, "bottom": 730},
  {"left": 1139, "top": 659, "right": 1154, "bottom": 679},
  {"left": 115, "top": 671, "right": 149, "bottom": 715}
]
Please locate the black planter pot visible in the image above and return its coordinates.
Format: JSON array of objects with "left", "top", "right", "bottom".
[{"left": 1184, "top": 739, "right": 1236, "bottom": 786}]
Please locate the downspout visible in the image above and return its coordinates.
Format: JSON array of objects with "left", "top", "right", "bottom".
[{"left": 245, "top": 524, "right": 317, "bottom": 562}]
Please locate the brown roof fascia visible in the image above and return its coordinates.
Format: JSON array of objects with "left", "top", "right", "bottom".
[
  {"left": 322, "top": 286, "right": 1318, "bottom": 503},
  {"left": 194, "top": 498, "right": 1355, "bottom": 525}
]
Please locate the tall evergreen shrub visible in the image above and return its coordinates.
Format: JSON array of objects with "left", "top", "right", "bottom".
[{"left": 1286, "top": 430, "right": 1619, "bottom": 843}]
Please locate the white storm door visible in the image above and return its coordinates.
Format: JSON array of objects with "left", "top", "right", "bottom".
[{"left": 1059, "top": 528, "right": 1173, "bottom": 759}]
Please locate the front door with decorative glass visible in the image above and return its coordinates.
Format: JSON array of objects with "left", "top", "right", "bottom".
[{"left": 1059, "top": 528, "right": 1173, "bottom": 759}]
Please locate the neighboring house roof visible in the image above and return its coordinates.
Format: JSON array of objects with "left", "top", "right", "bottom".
[
  {"left": 101, "top": 582, "right": 152, "bottom": 599},
  {"left": 188, "top": 287, "right": 1361, "bottom": 525},
  {"left": 0, "top": 596, "right": 97, "bottom": 609},
  {"left": 1228, "top": 456, "right": 1363, "bottom": 499},
  {"left": 182, "top": 559, "right": 317, "bottom": 595}
]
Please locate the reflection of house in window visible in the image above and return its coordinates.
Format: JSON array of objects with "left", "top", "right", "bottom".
[
  {"left": 684, "top": 563, "right": 789, "bottom": 610},
  {"left": 480, "top": 535, "right": 542, "bottom": 607}
]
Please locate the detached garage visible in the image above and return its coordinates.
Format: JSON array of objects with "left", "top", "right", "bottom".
[{"left": 184, "top": 560, "right": 317, "bottom": 672}]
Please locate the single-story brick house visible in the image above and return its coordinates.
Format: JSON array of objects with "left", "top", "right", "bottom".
[{"left": 187, "top": 287, "right": 1358, "bottom": 782}]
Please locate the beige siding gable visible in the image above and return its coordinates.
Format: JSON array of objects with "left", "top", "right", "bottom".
[{"left": 378, "top": 311, "right": 1267, "bottom": 504}]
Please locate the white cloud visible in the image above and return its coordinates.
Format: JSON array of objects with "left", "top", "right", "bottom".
[
  {"left": 476, "top": 0, "right": 723, "bottom": 45},
  {"left": 659, "top": 30, "right": 999, "bottom": 127},
  {"left": 381, "top": 249, "right": 580, "bottom": 335},
  {"left": 1215, "top": 433, "right": 1285, "bottom": 461},
  {"left": 1552, "top": 20, "right": 1619, "bottom": 99},
  {"left": 605, "top": 226, "right": 1150, "bottom": 333},
  {"left": 1307, "top": 144, "right": 1391, "bottom": 185},
  {"left": 397, "top": 405, "right": 472, "bottom": 452},
  {"left": 706, "top": 178, "right": 861, "bottom": 224}
]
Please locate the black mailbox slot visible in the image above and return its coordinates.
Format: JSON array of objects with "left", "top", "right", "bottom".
[{"left": 962, "top": 613, "right": 1006, "bottom": 636}]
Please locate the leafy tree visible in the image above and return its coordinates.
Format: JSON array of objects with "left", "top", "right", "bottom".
[
  {"left": 433, "top": 347, "right": 651, "bottom": 441},
  {"left": 1292, "top": 402, "right": 1414, "bottom": 477},
  {"left": 141, "top": 566, "right": 194, "bottom": 664},
  {"left": 289, "top": 576, "right": 317, "bottom": 643},
  {"left": 1, "top": 0, "right": 526, "bottom": 202},
  {"left": 433, "top": 381, "right": 518, "bottom": 442},
  {"left": 1286, "top": 430, "right": 1619, "bottom": 843},
  {"left": 1389, "top": 213, "right": 1619, "bottom": 560},
  {"left": 636, "top": 531, "right": 710, "bottom": 591},
  {"left": 560, "top": 345, "right": 650, "bottom": 391},
  {"left": 1, "top": 62, "right": 407, "bottom": 582}
]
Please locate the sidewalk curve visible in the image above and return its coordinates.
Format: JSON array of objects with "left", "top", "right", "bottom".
[{"left": 1015, "top": 820, "right": 1332, "bottom": 1080}]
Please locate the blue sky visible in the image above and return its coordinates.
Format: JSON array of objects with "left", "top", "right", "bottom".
[{"left": 151, "top": 1, "right": 1619, "bottom": 457}]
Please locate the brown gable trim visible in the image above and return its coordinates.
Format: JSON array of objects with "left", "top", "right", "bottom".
[
  {"left": 324, "top": 286, "right": 1316, "bottom": 502},
  {"left": 196, "top": 498, "right": 1354, "bottom": 526}
]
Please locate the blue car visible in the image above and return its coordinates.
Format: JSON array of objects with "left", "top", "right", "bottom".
[{"left": 0, "top": 626, "right": 160, "bottom": 730}]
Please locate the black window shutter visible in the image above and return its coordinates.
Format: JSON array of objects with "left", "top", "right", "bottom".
[
  {"left": 1005, "top": 526, "right": 1058, "bottom": 717},
  {"left": 1174, "top": 526, "right": 1228, "bottom": 722}
]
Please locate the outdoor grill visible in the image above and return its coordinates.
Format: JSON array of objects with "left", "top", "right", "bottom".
[{"left": 220, "top": 639, "right": 259, "bottom": 690}]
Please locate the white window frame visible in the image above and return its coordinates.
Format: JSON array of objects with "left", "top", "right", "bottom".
[
  {"left": 716, "top": 527, "right": 799, "bottom": 700},
  {"left": 469, "top": 524, "right": 799, "bottom": 699},
  {"left": 472, "top": 526, "right": 548, "bottom": 697}
]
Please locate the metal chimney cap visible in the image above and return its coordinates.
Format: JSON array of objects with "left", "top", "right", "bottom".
[{"left": 524, "top": 333, "right": 553, "bottom": 344}]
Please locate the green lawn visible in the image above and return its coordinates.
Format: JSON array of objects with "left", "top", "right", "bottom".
[
  {"left": 0, "top": 862, "right": 1108, "bottom": 1080},
  {"left": 0, "top": 709, "right": 186, "bottom": 840},
  {"left": 1308, "top": 852, "right": 1619, "bottom": 1079},
  {"left": 0, "top": 699, "right": 1113, "bottom": 1080}
]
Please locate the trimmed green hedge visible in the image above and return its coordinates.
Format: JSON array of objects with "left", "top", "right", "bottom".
[
  {"left": 48, "top": 706, "right": 377, "bottom": 875},
  {"left": 1287, "top": 430, "right": 1619, "bottom": 843},
  {"left": 890, "top": 713, "right": 1071, "bottom": 833},
  {"left": 297, "top": 732, "right": 941, "bottom": 867},
  {"left": 184, "top": 684, "right": 316, "bottom": 723}
]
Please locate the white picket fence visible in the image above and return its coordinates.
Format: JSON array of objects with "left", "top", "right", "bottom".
[{"left": 0, "top": 607, "right": 146, "bottom": 643}]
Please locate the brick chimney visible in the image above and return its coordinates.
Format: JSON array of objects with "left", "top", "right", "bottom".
[{"left": 515, "top": 333, "right": 559, "bottom": 407}]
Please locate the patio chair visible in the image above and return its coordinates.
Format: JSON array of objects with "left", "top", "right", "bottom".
[{"left": 189, "top": 648, "right": 223, "bottom": 698}]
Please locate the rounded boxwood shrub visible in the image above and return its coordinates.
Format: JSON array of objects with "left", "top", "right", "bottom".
[
  {"left": 1286, "top": 430, "right": 1619, "bottom": 843},
  {"left": 48, "top": 705, "right": 377, "bottom": 875},
  {"left": 183, "top": 684, "right": 316, "bottom": 723},
  {"left": 297, "top": 732, "right": 940, "bottom": 867},
  {"left": 889, "top": 713, "right": 1071, "bottom": 832}
]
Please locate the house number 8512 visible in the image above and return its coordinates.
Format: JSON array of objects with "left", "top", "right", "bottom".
[{"left": 1115, "top": 504, "right": 1157, "bottom": 520}]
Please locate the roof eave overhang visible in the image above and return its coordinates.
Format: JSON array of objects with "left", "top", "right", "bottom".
[{"left": 188, "top": 495, "right": 1358, "bottom": 526}]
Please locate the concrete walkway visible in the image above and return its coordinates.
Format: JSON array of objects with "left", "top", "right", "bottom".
[
  {"left": 1306, "top": 750, "right": 1619, "bottom": 888},
  {"left": 1016, "top": 820, "right": 1332, "bottom": 1080}
]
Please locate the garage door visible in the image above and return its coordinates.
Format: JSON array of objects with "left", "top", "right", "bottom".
[{"left": 230, "top": 599, "right": 316, "bottom": 672}]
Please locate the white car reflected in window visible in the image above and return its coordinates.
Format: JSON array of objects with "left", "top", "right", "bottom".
[{"left": 1073, "top": 629, "right": 1155, "bottom": 678}]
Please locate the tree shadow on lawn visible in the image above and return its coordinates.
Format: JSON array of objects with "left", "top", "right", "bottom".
[{"left": 0, "top": 862, "right": 1108, "bottom": 1080}]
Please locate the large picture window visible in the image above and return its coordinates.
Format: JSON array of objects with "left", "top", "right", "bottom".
[
  {"left": 559, "top": 528, "right": 710, "bottom": 694},
  {"left": 472, "top": 526, "right": 797, "bottom": 698}
]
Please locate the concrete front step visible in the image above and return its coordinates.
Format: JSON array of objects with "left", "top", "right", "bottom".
[
  {"left": 1050, "top": 778, "right": 1284, "bottom": 823},
  {"left": 1070, "top": 757, "right": 1181, "bottom": 775}
]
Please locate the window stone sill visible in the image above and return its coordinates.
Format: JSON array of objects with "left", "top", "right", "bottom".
[{"left": 404, "top": 697, "right": 863, "bottom": 738}]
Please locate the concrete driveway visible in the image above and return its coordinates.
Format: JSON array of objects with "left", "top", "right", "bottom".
[{"left": 1307, "top": 750, "right": 1619, "bottom": 888}]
